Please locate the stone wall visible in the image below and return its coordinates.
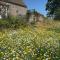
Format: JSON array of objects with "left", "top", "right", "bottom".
[
  {"left": 0, "top": 1, "right": 9, "bottom": 18},
  {"left": 8, "top": 3, "right": 27, "bottom": 16},
  {"left": 0, "top": 1, "right": 27, "bottom": 18},
  {"left": 29, "top": 14, "right": 44, "bottom": 23}
]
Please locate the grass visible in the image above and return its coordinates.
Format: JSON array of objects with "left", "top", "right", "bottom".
[{"left": 0, "top": 20, "right": 60, "bottom": 60}]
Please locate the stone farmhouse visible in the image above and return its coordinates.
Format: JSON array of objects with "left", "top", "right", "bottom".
[
  {"left": 0, "top": 0, "right": 27, "bottom": 18},
  {"left": 28, "top": 9, "right": 44, "bottom": 23},
  {"left": 29, "top": 12, "right": 44, "bottom": 23},
  {"left": 0, "top": 0, "right": 44, "bottom": 22}
]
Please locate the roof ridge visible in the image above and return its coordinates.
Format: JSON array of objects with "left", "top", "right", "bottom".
[{"left": 0, "top": 0, "right": 27, "bottom": 8}]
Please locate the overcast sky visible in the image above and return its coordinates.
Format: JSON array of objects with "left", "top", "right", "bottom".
[{"left": 24, "top": 0, "right": 47, "bottom": 16}]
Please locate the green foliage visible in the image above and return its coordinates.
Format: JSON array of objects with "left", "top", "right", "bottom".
[
  {"left": 26, "top": 10, "right": 31, "bottom": 22},
  {"left": 46, "top": 0, "right": 60, "bottom": 20},
  {"left": 0, "top": 16, "right": 28, "bottom": 29},
  {"left": 54, "top": 8, "right": 60, "bottom": 20},
  {"left": 0, "top": 19, "right": 9, "bottom": 28},
  {"left": 8, "top": 16, "right": 27, "bottom": 28}
]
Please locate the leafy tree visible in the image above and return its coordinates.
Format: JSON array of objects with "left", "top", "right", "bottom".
[
  {"left": 54, "top": 8, "right": 60, "bottom": 20},
  {"left": 46, "top": 0, "right": 60, "bottom": 20}
]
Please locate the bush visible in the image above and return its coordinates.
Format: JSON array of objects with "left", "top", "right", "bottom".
[
  {"left": 0, "top": 19, "right": 9, "bottom": 29},
  {"left": 0, "top": 16, "right": 28, "bottom": 29}
]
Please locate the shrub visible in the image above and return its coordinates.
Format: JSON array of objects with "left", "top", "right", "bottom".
[
  {"left": 0, "top": 19, "right": 9, "bottom": 29},
  {"left": 0, "top": 16, "right": 28, "bottom": 29}
]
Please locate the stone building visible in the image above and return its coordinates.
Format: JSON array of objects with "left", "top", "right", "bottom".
[
  {"left": 0, "top": 0, "right": 27, "bottom": 18},
  {"left": 28, "top": 10, "right": 44, "bottom": 23}
]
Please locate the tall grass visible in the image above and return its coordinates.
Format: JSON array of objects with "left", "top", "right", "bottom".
[{"left": 0, "top": 20, "right": 60, "bottom": 60}]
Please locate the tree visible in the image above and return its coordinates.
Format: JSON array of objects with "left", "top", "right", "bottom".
[
  {"left": 46, "top": 0, "right": 60, "bottom": 20},
  {"left": 26, "top": 10, "right": 31, "bottom": 22}
]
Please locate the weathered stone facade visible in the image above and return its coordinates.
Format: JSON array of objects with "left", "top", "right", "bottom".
[
  {"left": 28, "top": 11, "right": 44, "bottom": 23},
  {"left": 8, "top": 3, "right": 27, "bottom": 16},
  {"left": 0, "top": 0, "right": 27, "bottom": 18}
]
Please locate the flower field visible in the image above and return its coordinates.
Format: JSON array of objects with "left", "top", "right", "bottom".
[{"left": 0, "top": 21, "right": 60, "bottom": 60}]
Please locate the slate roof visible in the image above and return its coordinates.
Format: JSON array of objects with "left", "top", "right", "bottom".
[{"left": 0, "top": 0, "right": 27, "bottom": 8}]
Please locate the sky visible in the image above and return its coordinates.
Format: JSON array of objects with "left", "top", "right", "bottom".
[{"left": 24, "top": 0, "right": 47, "bottom": 16}]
